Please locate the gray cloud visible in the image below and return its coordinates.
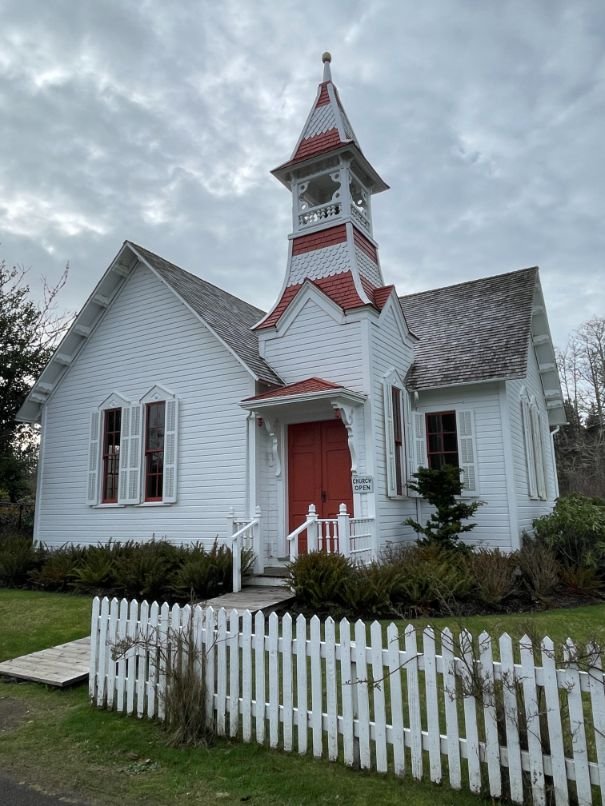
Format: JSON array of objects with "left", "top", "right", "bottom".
[{"left": 0, "top": 0, "right": 603, "bottom": 349}]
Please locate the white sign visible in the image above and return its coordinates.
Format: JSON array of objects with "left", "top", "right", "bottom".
[{"left": 352, "top": 475, "right": 374, "bottom": 494}]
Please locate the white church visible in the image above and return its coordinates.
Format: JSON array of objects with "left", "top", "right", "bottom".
[{"left": 18, "top": 54, "right": 566, "bottom": 579}]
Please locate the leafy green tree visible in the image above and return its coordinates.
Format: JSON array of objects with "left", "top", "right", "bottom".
[
  {"left": 0, "top": 260, "right": 70, "bottom": 501},
  {"left": 405, "top": 464, "right": 482, "bottom": 549}
]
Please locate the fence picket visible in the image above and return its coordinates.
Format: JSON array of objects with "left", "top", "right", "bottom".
[
  {"left": 325, "top": 617, "right": 339, "bottom": 762},
  {"left": 310, "top": 615, "right": 323, "bottom": 758},
  {"left": 241, "top": 610, "right": 253, "bottom": 742},
  {"left": 282, "top": 613, "right": 294, "bottom": 752},
  {"left": 147, "top": 601, "right": 159, "bottom": 719},
  {"left": 519, "top": 634, "right": 546, "bottom": 806},
  {"left": 228, "top": 609, "right": 240, "bottom": 738},
  {"left": 89, "top": 597, "right": 101, "bottom": 703},
  {"left": 587, "top": 642, "right": 605, "bottom": 806},
  {"left": 295, "top": 614, "right": 308, "bottom": 755},
  {"left": 205, "top": 607, "right": 216, "bottom": 727},
  {"left": 423, "top": 626, "right": 442, "bottom": 783},
  {"left": 405, "top": 624, "right": 423, "bottom": 780},
  {"left": 268, "top": 612, "right": 280, "bottom": 749},
  {"left": 541, "top": 636, "right": 569, "bottom": 806},
  {"left": 216, "top": 608, "right": 228, "bottom": 736},
  {"left": 339, "top": 618, "right": 356, "bottom": 767},
  {"left": 499, "top": 632, "right": 523, "bottom": 803},
  {"left": 387, "top": 623, "right": 405, "bottom": 776},
  {"left": 460, "top": 630, "right": 481, "bottom": 794},
  {"left": 95, "top": 597, "right": 108, "bottom": 706},
  {"left": 125, "top": 599, "right": 138, "bottom": 715},
  {"left": 563, "top": 638, "right": 591, "bottom": 806},
  {"left": 371, "top": 621, "right": 387, "bottom": 773},
  {"left": 106, "top": 598, "right": 119, "bottom": 710},
  {"left": 254, "top": 611, "right": 266, "bottom": 744},
  {"left": 115, "top": 599, "right": 129, "bottom": 712},
  {"left": 157, "top": 602, "right": 170, "bottom": 721},
  {"left": 478, "top": 631, "right": 501, "bottom": 798},
  {"left": 136, "top": 600, "right": 149, "bottom": 718},
  {"left": 354, "top": 619, "right": 371, "bottom": 769},
  {"left": 441, "top": 627, "right": 461, "bottom": 789}
]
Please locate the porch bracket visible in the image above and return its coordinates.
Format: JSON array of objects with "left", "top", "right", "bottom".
[
  {"left": 263, "top": 415, "right": 281, "bottom": 477},
  {"left": 331, "top": 401, "right": 357, "bottom": 472}
]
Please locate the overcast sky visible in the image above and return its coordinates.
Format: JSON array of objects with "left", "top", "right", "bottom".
[{"left": 1, "top": 0, "right": 603, "bottom": 349}]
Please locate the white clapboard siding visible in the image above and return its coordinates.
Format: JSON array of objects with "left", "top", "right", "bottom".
[{"left": 91, "top": 597, "right": 605, "bottom": 804}]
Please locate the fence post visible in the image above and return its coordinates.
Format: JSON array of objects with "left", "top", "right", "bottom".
[
  {"left": 253, "top": 505, "right": 264, "bottom": 575},
  {"left": 307, "top": 503, "right": 318, "bottom": 553},
  {"left": 337, "top": 503, "right": 351, "bottom": 557}
]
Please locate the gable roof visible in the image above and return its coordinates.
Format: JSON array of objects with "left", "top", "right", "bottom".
[
  {"left": 127, "top": 243, "right": 281, "bottom": 385},
  {"left": 400, "top": 267, "right": 538, "bottom": 389},
  {"left": 243, "top": 377, "right": 343, "bottom": 402}
]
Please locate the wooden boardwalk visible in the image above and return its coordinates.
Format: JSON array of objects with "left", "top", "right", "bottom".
[
  {"left": 0, "top": 637, "right": 90, "bottom": 687},
  {"left": 204, "top": 585, "right": 293, "bottom": 612}
]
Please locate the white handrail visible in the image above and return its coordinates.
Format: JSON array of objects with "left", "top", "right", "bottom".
[{"left": 228, "top": 506, "right": 262, "bottom": 593}]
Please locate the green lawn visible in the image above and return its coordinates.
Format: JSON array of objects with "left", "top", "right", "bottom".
[{"left": 2, "top": 589, "right": 605, "bottom": 805}]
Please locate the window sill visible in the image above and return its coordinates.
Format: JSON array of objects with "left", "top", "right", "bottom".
[
  {"left": 137, "top": 501, "right": 173, "bottom": 507},
  {"left": 92, "top": 503, "right": 125, "bottom": 508}
]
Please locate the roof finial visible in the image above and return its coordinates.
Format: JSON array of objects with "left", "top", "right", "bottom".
[{"left": 322, "top": 51, "right": 332, "bottom": 82}]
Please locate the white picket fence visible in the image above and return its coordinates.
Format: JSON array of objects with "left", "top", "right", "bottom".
[{"left": 90, "top": 596, "right": 605, "bottom": 805}]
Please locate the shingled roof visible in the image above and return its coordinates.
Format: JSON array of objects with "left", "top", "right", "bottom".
[
  {"left": 400, "top": 267, "right": 538, "bottom": 390},
  {"left": 129, "top": 243, "right": 282, "bottom": 386}
]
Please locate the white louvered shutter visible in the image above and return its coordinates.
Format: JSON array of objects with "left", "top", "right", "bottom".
[
  {"left": 383, "top": 383, "right": 397, "bottom": 497},
  {"left": 532, "top": 405, "right": 547, "bottom": 500},
  {"left": 414, "top": 412, "right": 428, "bottom": 471},
  {"left": 162, "top": 398, "right": 178, "bottom": 503},
  {"left": 118, "top": 405, "right": 142, "bottom": 504},
  {"left": 521, "top": 398, "right": 537, "bottom": 498},
  {"left": 86, "top": 410, "right": 101, "bottom": 505},
  {"left": 404, "top": 392, "right": 417, "bottom": 495},
  {"left": 456, "top": 410, "right": 479, "bottom": 496}
]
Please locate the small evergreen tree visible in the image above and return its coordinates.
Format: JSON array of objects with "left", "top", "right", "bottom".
[{"left": 405, "top": 464, "right": 482, "bottom": 549}]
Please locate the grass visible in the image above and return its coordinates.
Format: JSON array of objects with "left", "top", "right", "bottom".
[{"left": 2, "top": 590, "right": 605, "bottom": 805}]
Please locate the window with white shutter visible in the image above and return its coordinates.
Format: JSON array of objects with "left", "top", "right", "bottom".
[
  {"left": 118, "top": 404, "right": 143, "bottom": 505},
  {"left": 456, "top": 409, "right": 479, "bottom": 496},
  {"left": 86, "top": 410, "right": 101, "bottom": 505},
  {"left": 140, "top": 385, "right": 179, "bottom": 504},
  {"left": 420, "top": 409, "right": 479, "bottom": 496},
  {"left": 87, "top": 392, "right": 130, "bottom": 506},
  {"left": 520, "top": 388, "right": 548, "bottom": 500}
]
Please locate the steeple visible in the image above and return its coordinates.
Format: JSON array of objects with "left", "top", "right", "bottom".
[{"left": 257, "top": 55, "right": 389, "bottom": 330}]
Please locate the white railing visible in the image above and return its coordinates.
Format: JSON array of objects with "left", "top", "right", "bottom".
[
  {"left": 286, "top": 503, "right": 374, "bottom": 564},
  {"left": 91, "top": 597, "right": 605, "bottom": 805},
  {"left": 298, "top": 201, "right": 341, "bottom": 229},
  {"left": 350, "top": 202, "right": 370, "bottom": 233},
  {"left": 227, "top": 506, "right": 262, "bottom": 593}
]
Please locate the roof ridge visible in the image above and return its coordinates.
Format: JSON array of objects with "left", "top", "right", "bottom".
[
  {"left": 126, "top": 241, "right": 267, "bottom": 318},
  {"left": 399, "top": 266, "right": 538, "bottom": 302}
]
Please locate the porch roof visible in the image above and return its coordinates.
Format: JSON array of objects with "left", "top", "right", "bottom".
[{"left": 241, "top": 376, "right": 366, "bottom": 409}]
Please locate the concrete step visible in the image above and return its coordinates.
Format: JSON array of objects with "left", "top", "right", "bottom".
[
  {"left": 245, "top": 566, "right": 290, "bottom": 588},
  {"left": 204, "top": 586, "right": 293, "bottom": 613}
]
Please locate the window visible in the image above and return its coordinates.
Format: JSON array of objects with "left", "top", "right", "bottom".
[
  {"left": 86, "top": 386, "right": 178, "bottom": 506},
  {"left": 426, "top": 411, "right": 459, "bottom": 469},
  {"left": 521, "top": 391, "right": 547, "bottom": 500},
  {"left": 101, "top": 408, "right": 121, "bottom": 503},
  {"left": 144, "top": 401, "right": 165, "bottom": 501},
  {"left": 392, "top": 387, "right": 404, "bottom": 496},
  {"left": 383, "top": 377, "right": 409, "bottom": 498}
]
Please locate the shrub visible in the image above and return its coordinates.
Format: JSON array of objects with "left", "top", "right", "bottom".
[
  {"left": 468, "top": 548, "right": 521, "bottom": 608},
  {"left": 287, "top": 552, "right": 356, "bottom": 613},
  {"left": 0, "top": 534, "right": 39, "bottom": 586},
  {"left": 113, "top": 540, "right": 181, "bottom": 601},
  {"left": 517, "top": 535, "right": 560, "bottom": 600},
  {"left": 559, "top": 566, "right": 604, "bottom": 598},
  {"left": 171, "top": 543, "right": 241, "bottom": 602},
  {"left": 70, "top": 547, "right": 116, "bottom": 594},
  {"left": 405, "top": 465, "right": 482, "bottom": 549},
  {"left": 533, "top": 495, "right": 605, "bottom": 570},
  {"left": 28, "top": 545, "right": 85, "bottom": 591}
]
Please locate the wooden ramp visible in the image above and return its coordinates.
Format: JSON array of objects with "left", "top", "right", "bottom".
[
  {"left": 204, "top": 585, "right": 293, "bottom": 613},
  {"left": 0, "top": 637, "right": 90, "bottom": 688}
]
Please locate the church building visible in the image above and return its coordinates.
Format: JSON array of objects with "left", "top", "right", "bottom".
[{"left": 18, "top": 54, "right": 566, "bottom": 574}]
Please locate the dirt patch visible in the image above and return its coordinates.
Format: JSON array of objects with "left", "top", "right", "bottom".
[{"left": 0, "top": 695, "right": 31, "bottom": 733}]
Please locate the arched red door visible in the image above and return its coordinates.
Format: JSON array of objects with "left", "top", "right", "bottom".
[{"left": 287, "top": 419, "right": 353, "bottom": 553}]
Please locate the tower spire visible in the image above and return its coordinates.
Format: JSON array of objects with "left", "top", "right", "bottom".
[{"left": 322, "top": 51, "right": 332, "bottom": 82}]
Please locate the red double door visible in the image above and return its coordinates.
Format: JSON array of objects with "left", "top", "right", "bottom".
[{"left": 288, "top": 420, "right": 354, "bottom": 553}]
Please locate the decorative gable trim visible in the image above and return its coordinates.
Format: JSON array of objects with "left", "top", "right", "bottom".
[
  {"left": 273, "top": 281, "right": 345, "bottom": 336},
  {"left": 379, "top": 291, "right": 415, "bottom": 347}
]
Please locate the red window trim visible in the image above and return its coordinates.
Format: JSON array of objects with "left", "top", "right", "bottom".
[
  {"left": 101, "top": 408, "right": 121, "bottom": 503},
  {"left": 144, "top": 401, "right": 165, "bottom": 502},
  {"left": 426, "top": 410, "right": 459, "bottom": 470}
]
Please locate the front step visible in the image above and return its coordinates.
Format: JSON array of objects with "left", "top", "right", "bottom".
[{"left": 245, "top": 566, "right": 290, "bottom": 588}]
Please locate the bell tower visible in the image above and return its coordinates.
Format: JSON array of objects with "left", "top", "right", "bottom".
[{"left": 256, "top": 53, "right": 389, "bottom": 330}]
